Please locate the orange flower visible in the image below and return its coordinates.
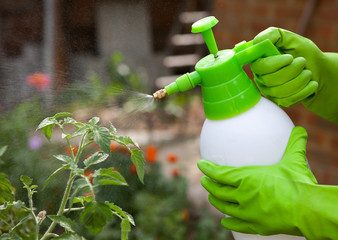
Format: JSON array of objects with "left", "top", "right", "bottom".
[
  {"left": 26, "top": 72, "right": 51, "bottom": 91},
  {"left": 130, "top": 164, "right": 137, "bottom": 175},
  {"left": 145, "top": 145, "right": 157, "bottom": 163},
  {"left": 110, "top": 142, "right": 118, "bottom": 152},
  {"left": 167, "top": 153, "right": 178, "bottom": 163},
  {"left": 172, "top": 168, "right": 180, "bottom": 178},
  {"left": 85, "top": 170, "right": 94, "bottom": 183},
  {"left": 64, "top": 145, "right": 78, "bottom": 156}
]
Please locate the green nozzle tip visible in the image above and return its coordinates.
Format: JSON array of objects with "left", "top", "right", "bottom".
[{"left": 192, "top": 16, "right": 219, "bottom": 56}]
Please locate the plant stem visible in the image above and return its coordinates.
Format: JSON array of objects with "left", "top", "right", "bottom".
[
  {"left": 40, "top": 172, "right": 75, "bottom": 240},
  {"left": 41, "top": 132, "right": 88, "bottom": 240},
  {"left": 63, "top": 206, "right": 85, "bottom": 212}
]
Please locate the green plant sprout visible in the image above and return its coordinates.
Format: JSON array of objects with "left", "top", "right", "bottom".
[{"left": 0, "top": 112, "right": 145, "bottom": 240}]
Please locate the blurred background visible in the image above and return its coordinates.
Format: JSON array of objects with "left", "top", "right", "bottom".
[{"left": 0, "top": 0, "right": 337, "bottom": 239}]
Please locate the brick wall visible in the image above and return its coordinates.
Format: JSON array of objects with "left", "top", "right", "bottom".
[{"left": 212, "top": 0, "right": 338, "bottom": 185}]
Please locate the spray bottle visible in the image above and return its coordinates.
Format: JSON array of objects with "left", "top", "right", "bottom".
[{"left": 153, "top": 16, "right": 307, "bottom": 240}]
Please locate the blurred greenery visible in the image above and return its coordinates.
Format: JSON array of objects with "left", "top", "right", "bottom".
[{"left": 0, "top": 52, "right": 229, "bottom": 239}]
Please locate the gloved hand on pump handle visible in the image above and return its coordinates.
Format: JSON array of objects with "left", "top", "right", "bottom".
[{"left": 198, "top": 27, "right": 338, "bottom": 240}]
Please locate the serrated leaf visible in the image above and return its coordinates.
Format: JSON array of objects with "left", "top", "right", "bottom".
[
  {"left": 20, "top": 175, "right": 33, "bottom": 186},
  {"left": 48, "top": 215, "right": 77, "bottom": 232},
  {"left": 88, "top": 117, "right": 100, "bottom": 126},
  {"left": 93, "top": 168, "right": 127, "bottom": 187},
  {"left": 63, "top": 117, "right": 77, "bottom": 125},
  {"left": 104, "top": 201, "right": 134, "bottom": 226},
  {"left": 93, "top": 127, "right": 112, "bottom": 153},
  {"left": 109, "top": 123, "right": 117, "bottom": 136},
  {"left": 130, "top": 149, "right": 145, "bottom": 183},
  {"left": 71, "top": 125, "right": 90, "bottom": 138},
  {"left": 37, "top": 117, "right": 58, "bottom": 140},
  {"left": 54, "top": 233, "right": 83, "bottom": 240},
  {"left": 80, "top": 202, "right": 113, "bottom": 234},
  {"left": 53, "top": 112, "right": 72, "bottom": 119},
  {"left": 84, "top": 152, "right": 109, "bottom": 169},
  {"left": 0, "top": 145, "right": 7, "bottom": 157},
  {"left": 43, "top": 165, "right": 69, "bottom": 190},
  {"left": 0, "top": 173, "right": 14, "bottom": 204},
  {"left": 53, "top": 154, "right": 74, "bottom": 164},
  {"left": 37, "top": 117, "right": 57, "bottom": 130}
]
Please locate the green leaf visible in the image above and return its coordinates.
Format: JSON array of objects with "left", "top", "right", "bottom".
[
  {"left": 0, "top": 233, "right": 23, "bottom": 240},
  {"left": 130, "top": 149, "right": 145, "bottom": 183},
  {"left": 116, "top": 136, "right": 139, "bottom": 148},
  {"left": 73, "top": 196, "right": 93, "bottom": 205},
  {"left": 109, "top": 123, "right": 117, "bottom": 136},
  {"left": 20, "top": 175, "right": 33, "bottom": 186},
  {"left": 0, "top": 173, "right": 14, "bottom": 204},
  {"left": 63, "top": 117, "right": 77, "bottom": 125},
  {"left": 53, "top": 112, "right": 72, "bottom": 119},
  {"left": 0, "top": 202, "right": 9, "bottom": 210},
  {"left": 80, "top": 202, "right": 113, "bottom": 234},
  {"left": 93, "top": 127, "right": 111, "bottom": 153},
  {"left": 37, "top": 117, "right": 58, "bottom": 140},
  {"left": 88, "top": 117, "right": 100, "bottom": 126},
  {"left": 104, "top": 201, "right": 135, "bottom": 226},
  {"left": 13, "top": 200, "right": 24, "bottom": 208},
  {"left": 43, "top": 165, "right": 69, "bottom": 190},
  {"left": 71, "top": 125, "right": 90, "bottom": 138},
  {"left": 11, "top": 215, "right": 29, "bottom": 232},
  {"left": 84, "top": 152, "right": 109, "bottom": 169},
  {"left": 68, "top": 179, "right": 89, "bottom": 209},
  {"left": 0, "top": 145, "right": 7, "bottom": 157},
  {"left": 54, "top": 233, "right": 83, "bottom": 240},
  {"left": 48, "top": 215, "right": 77, "bottom": 232},
  {"left": 53, "top": 154, "right": 74, "bottom": 164},
  {"left": 93, "top": 168, "right": 127, "bottom": 187}
]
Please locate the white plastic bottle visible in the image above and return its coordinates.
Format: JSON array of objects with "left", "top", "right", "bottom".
[
  {"left": 154, "top": 16, "right": 308, "bottom": 240},
  {"left": 200, "top": 97, "right": 306, "bottom": 240}
]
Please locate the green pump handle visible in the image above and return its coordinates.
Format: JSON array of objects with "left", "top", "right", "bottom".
[{"left": 163, "top": 16, "right": 282, "bottom": 119}]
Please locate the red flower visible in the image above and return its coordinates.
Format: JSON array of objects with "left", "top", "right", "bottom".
[
  {"left": 26, "top": 72, "right": 51, "bottom": 91},
  {"left": 145, "top": 145, "right": 157, "bottom": 163},
  {"left": 110, "top": 142, "right": 117, "bottom": 152},
  {"left": 130, "top": 164, "right": 137, "bottom": 175},
  {"left": 172, "top": 168, "right": 180, "bottom": 178},
  {"left": 64, "top": 145, "right": 78, "bottom": 156},
  {"left": 85, "top": 170, "right": 94, "bottom": 183},
  {"left": 167, "top": 153, "right": 178, "bottom": 163}
]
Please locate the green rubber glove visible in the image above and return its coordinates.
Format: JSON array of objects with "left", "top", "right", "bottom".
[
  {"left": 198, "top": 127, "right": 338, "bottom": 239},
  {"left": 250, "top": 27, "right": 338, "bottom": 124}
]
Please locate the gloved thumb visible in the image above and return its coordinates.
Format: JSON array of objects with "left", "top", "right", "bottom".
[{"left": 279, "top": 126, "right": 318, "bottom": 184}]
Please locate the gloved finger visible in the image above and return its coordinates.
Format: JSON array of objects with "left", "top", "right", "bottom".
[
  {"left": 260, "top": 69, "right": 312, "bottom": 98},
  {"left": 253, "top": 27, "right": 282, "bottom": 46},
  {"left": 221, "top": 217, "right": 257, "bottom": 234},
  {"left": 271, "top": 80, "right": 318, "bottom": 107},
  {"left": 208, "top": 194, "right": 240, "bottom": 217},
  {"left": 250, "top": 54, "right": 293, "bottom": 75},
  {"left": 256, "top": 57, "right": 307, "bottom": 87},
  {"left": 198, "top": 160, "right": 242, "bottom": 187},
  {"left": 201, "top": 176, "right": 238, "bottom": 203}
]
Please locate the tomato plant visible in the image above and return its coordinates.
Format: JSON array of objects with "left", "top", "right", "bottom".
[{"left": 0, "top": 112, "right": 145, "bottom": 240}]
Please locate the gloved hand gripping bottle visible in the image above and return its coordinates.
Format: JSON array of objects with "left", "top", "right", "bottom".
[{"left": 153, "top": 17, "right": 307, "bottom": 240}]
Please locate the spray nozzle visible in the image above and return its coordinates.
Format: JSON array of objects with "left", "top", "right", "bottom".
[{"left": 191, "top": 16, "right": 219, "bottom": 58}]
